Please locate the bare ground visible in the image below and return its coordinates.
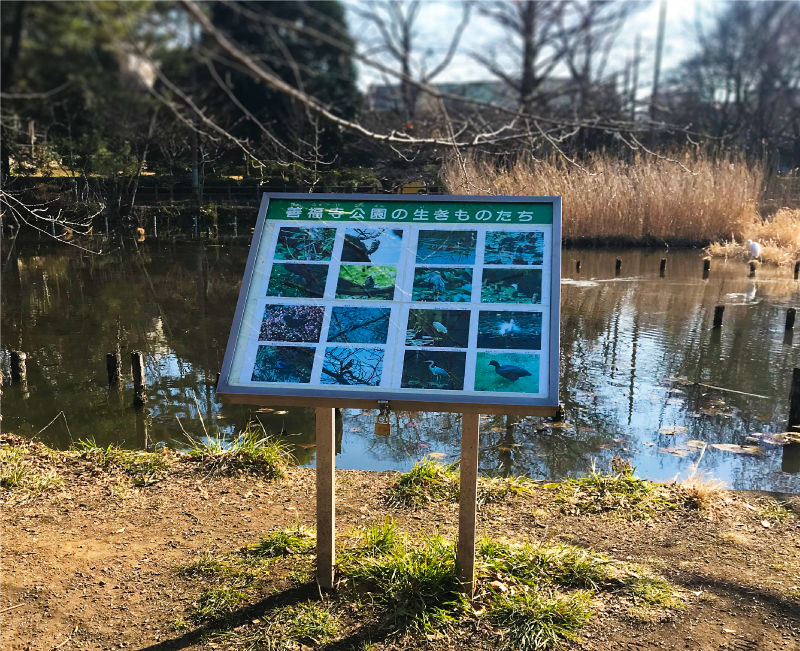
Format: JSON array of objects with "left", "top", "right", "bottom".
[{"left": 1, "top": 436, "right": 799, "bottom": 651}]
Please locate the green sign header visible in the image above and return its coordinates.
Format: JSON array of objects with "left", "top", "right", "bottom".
[{"left": 265, "top": 199, "right": 553, "bottom": 225}]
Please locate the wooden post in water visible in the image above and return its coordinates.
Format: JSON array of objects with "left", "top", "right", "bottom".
[
  {"left": 787, "top": 308, "right": 796, "bottom": 331},
  {"left": 795, "top": 261, "right": 800, "bottom": 280},
  {"left": 575, "top": 260, "right": 581, "bottom": 273},
  {"left": 457, "top": 412, "right": 481, "bottom": 597},
  {"left": 713, "top": 305, "right": 724, "bottom": 328},
  {"left": 106, "top": 352, "right": 122, "bottom": 385},
  {"left": 788, "top": 368, "right": 800, "bottom": 431},
  {"left": 615, "top": 258, "right": 622, "bottom": 275},
  {"left": 703, "top": 258, "right": 710, "bottom": 278},
  {"left": 316, "top": 407, "right": 336, "bottom": 591},
  {"left": 10, "top": 351, "right": 27, "bottom": 384},
  {"left": 749, "top": 261, "right": 756, "bottom": 277},
  {"left": 659, "top": 258, "right": 667, "bottom": 277},
  {"left": 131, "top": 351, "right": 147, "bottom": 407}
]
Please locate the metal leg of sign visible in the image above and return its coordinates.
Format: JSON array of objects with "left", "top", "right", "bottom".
[
  {"left": 457, "top": 411, "right": 481, "bottom": 598},
  {"left": 316, "top": 407, "right": 336, "bottom": 591}
]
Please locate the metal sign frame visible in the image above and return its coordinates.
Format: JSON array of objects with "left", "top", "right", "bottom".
[{"left": 217, "top": 193, "right": 562, "bottom": 416}]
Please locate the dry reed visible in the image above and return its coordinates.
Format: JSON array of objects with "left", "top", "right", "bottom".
[
  {"left": 708, "top": 208, "right": 800, "bottom": 265},
  {"left": 443, "top": 153, "right": 762, "bottom": 245}
]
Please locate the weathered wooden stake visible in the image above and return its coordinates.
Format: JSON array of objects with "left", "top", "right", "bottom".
[
  {"left": 10, "top": 351, "right": 27, "bottom": 384},
  {"left": 713, "top": 305, "right": 725, "bottom": 328},
  {"left": 131, "top": 351, "right": 147, "bottom": 407},
  {"left": 788, "top": 368, "right": 800, "bottom": 431},
  {"left": 703, "top": 258, "right": 710, "bottom": 278},
  {"left": 749, "top": 261, "right": 756, "bottom": 276},
  {"left": 316, "top": 407, "right": 336, "bottom": 591},
  {"left": 615, "top": 258, "right": 622, "bottom": 274},
  {"left": 795, "top": 261, "right": 800, "bottom": 280},
  {"left": 575, "top": 260, "right": 581, "bottom": 273},
  {"left": 457, "top": 412, "right": 481, "bottom": 597},
  {"left": 106, "top": 351, "right": 122, "bottom": 385},
  {"left": 659, "top": 258, "right": 667, "bottom": 277},
  {"left": 787, "top": 308, "right": 796, "bottom": 331}
]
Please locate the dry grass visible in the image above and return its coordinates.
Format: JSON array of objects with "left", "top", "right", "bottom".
[
  {"left": 443, "top": 152, "right": 762, "bottom": 244},
  {"left": 673, "top": 474, "right": 726, "bottom": 512},
  {"left": 707, "top": 208, "right": 800, "bottom": 265}
]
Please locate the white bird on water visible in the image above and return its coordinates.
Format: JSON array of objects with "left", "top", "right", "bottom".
[
  {"left": 746, "top": 239, "right": 762, "bottom": 260},
  {"left": 498, "top": 319, "right": 520, "bottom": 336}
]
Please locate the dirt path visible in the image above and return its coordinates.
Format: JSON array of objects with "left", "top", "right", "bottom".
[{"left": 1, "top": 438, "right": 798, "bottom": 651}]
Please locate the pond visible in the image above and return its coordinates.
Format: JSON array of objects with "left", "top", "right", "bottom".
[{"left": 2, "top": 241, "right": 798, "bottom": 491}]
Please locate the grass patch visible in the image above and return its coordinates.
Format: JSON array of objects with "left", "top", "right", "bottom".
[
  {"left": 555, "top": 463, "right": 675, "bottom": 519},
  {"left": 388, "top": 458, "right": 531, "bottom": 509},
  {"left": 618, "top": 570, "right": 684, "bottom": 609},
  {"left": 192, "top": 585, "right": 250, "bottom": 622},
  {"left": 340, "top": 533, "right": 468, "bottom": 633},
  {"left": 479, "top": 539, "right": 611, "bottom": 590},
  {"left": 488, "top": 590, "right": 593, "bottom": 651},
  {"left": 283, "top": 601, "right": 340, "bottom": 645},
  {"left": 72, "top": 439, "right": 169, "bottom": 485},
  {"left": 354, "top": 517, "right": 405, "bottom": 557},
  {"left": 185, "top": 423, "right": 292, "bottom": 478},
  {"left": 759, "top": 500, "right": 793, "bottom": 522},
  {"left": 247, "top": 524, "right": 316, "bottom": 558},
  {"left": 0, "top": 445, "right": 64, "bottom": 500}
]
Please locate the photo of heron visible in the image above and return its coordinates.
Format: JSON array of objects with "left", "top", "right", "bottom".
[
  {"left": 474, "top": 352, "right": 540, "bottom": 393},
  {"left": 477, "top": 310, "right": 542, "bottom": 349},
  {"left": 480, "top": 268, "right": 542, "bottom": 303},
  {"left": 416, "top": 230, "right": 477, "bottom": 265},
  {"left": 405, "top": 309, "right": 470, "bottom": 347},
  {"left": 321, "top": 347, "right": 384, "bottom": 386},
  {"left": 400, "top": 350, "right": 466, "bottom": 390},
  {"left": 274, "top": 226, "right": 336, "bottom": 261},
  {"left": 266, "top": 263, "right": 328, "bottom": 299},
  {"left": 259, "top": 304, "right": 325, "bottom": 343},
  {"left": 411, "top": 267, "right": 473, "bottom": 302},
  {"left": 341, "top": 228, "right": 404, "bottom": 264},
  {"left": 335, "top": 265, "right": 396, "bottom": 299},
  {"left": 327, "top": 306, "right": 392, "bottom": 344},
  {"left": 484, "top": 230, "right": 544, "bottom": 266},
  {"left": 251, "top": 345, "right": 315, "bottom": 383}
]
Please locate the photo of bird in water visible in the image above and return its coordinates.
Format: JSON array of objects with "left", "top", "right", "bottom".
[
  {"left": 251, "top": 345, "right": 315, "bottom": 383},
  {"left": 401, "top": 350, "right": 466, "bottom": 390},
  {"left": 474, "top": 352, "right": 540, "bottom": 393},
  {"left": 477, "top": 310, "right": 542, "bottom": 349},
  {"left": 411, "top": 267, "right": 473, "bottom": 302},
  {"left": 484, "top": 230, "right": 544, "bottom": 266},
  {"left": 405, "top": 309, "right": 470, "bottom": 347}
]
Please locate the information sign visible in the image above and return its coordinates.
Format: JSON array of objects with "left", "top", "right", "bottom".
[{"left": 217, "top": 194, "right": 561, "bottom": 415}]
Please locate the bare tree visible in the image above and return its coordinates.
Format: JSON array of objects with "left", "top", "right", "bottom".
[{"left": 355, "top": 0, "right": 471, "bottom": 122}]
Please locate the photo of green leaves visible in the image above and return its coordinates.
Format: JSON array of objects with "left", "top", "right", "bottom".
[
  {"left": 335, "top": 265, "right": 396, "bottom": 300},
  {"left": 266, "top": 263, "right": 328, "bottom": 299},
  {"left": 274, "top": 227, "right": 336, "bottom": 261}
]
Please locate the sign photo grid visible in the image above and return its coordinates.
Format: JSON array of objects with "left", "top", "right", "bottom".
[{"left": 231, "top": 217, "right": 553, "bottom": 402}]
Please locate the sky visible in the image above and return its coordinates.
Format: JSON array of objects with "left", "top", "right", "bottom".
[{"left": 345, "top": 0, "right": 719, "bottom": 92}]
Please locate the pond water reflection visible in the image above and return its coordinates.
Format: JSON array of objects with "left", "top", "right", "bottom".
[{"left": 2, "top": 243, "right": 798, "bottom": 491}]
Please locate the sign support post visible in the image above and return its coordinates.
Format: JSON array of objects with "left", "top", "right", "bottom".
[
  {"left": 456, "top": 411, "right": 481, "bottom": 596},
  {"left": 316, "top": 407, "right": 336, "bottom": 590}
]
